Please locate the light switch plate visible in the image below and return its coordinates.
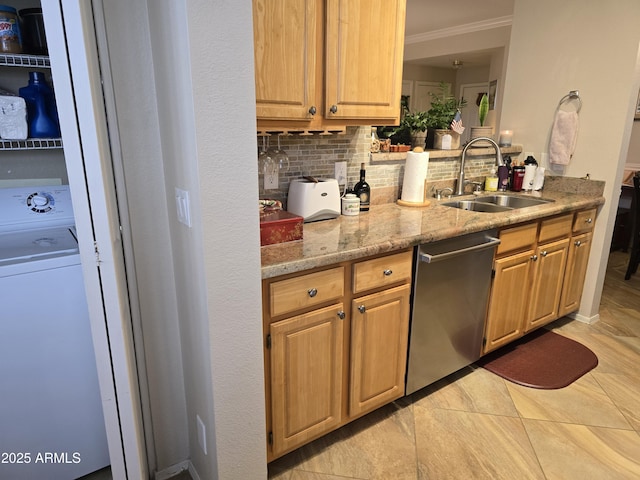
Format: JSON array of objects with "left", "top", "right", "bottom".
[{"left": 175, "top": 187, "right": 192, "bottom": 227}]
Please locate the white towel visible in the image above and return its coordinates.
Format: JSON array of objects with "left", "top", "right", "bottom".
[{"left": 549, "top": 110, "right": 579, "bottom": 165}]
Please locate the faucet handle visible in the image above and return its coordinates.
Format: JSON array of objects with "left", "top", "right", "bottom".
[{"left": 433, "top": 187, "right": 453, "bottom": 199}]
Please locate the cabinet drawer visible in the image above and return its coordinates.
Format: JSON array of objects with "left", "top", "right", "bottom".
[
  {"left": 270, "top": 267, "right": 344, "bottom": 317},
  {"left": 496, "top": 222, "right": 537, "bottom": 256},
  {"left": 352, "top": 250, "right": 413, "bottom": 294},
  {"left": 538, "top": 214, "right": 573, "bottom": 243},
  {"left": 573, "top": 208, "right": 597, "bottom": 233}
]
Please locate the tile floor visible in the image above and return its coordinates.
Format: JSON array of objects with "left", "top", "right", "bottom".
[{"left": 268, "top": 251, "right": 640, "bottom": 480}]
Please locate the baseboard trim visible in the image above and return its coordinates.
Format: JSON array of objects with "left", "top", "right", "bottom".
[
  {"left": 568, "top": 312, "right": 600, "bottom": 324},
  {"left": 155, "top": 460, "right": 201, "bottom": 480}
]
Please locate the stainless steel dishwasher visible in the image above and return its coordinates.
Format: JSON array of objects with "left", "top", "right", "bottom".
[{"left": 405, "top": 230, "right": 500, "bottom": 395}]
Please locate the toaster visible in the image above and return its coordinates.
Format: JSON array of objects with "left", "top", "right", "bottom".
[{"left": 287, "top": 178, "right": 341, "bottom": 222}]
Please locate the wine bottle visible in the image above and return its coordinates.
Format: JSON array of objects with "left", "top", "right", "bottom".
[{"left": 353, "top": 162, "right": 370, "bottom": 211}]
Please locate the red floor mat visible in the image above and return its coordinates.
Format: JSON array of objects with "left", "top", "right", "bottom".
[{"left": 477, "top": 329, "right": 598, "bottom": 389}]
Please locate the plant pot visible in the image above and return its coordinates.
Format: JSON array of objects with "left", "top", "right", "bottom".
[
  {"left": 470, "top": 126, "right": 494, "bottom": 146},
  {"left": 433, "top": 129, "right": 460, "bottom": 150},
  {"left": 410, "top": 130, "right": 427, "bottom": 149},
  {"left": 426, "top": 128, "right": 435, "bottom": 149}
]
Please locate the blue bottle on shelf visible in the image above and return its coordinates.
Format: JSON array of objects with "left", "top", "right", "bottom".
[{"left": 18, "top": 71, "right": 61, "bottom": 138}]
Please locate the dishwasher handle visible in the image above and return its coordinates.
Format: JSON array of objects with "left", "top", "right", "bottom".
[{"left": 419, "top": 236, "right": 501, "bottom": 264}]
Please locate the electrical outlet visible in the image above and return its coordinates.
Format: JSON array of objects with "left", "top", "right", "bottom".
[
  {"left": 175, "top": 188, "right": 192, "bottom": 227},
  {"left": 197, "top": 415, "right": 207, "bottom": 455},
  {"left": 264, "top": 170, "right": 278, "bottom": 189},
  {"left": 334, "top": 161, "right": 347, "bottom": 185}
]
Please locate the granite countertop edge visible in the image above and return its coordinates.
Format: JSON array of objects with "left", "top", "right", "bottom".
[{"left": 261, "top": 181, "right": 605, "bottom": 279}]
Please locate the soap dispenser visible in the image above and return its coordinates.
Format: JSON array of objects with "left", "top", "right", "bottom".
[{"left": 485, "top": 167, "right": 498, "bottom": 192}]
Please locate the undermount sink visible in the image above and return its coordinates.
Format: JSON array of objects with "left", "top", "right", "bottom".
[
  {"left": 442, "top": 200, "right": 512, "bottom": 213},
  {"left": 442, "top": 194, "right": 554, "bottom": 213},
  {"left": 478, "top": 194, "right": 554, "bottom": 208}
]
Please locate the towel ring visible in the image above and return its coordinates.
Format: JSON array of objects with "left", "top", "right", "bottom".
[{"left": 557, "top": 90, "right": 582, "bottom": 113}]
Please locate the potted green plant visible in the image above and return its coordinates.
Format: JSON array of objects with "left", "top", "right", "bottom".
[
  {"left": 401, "top": 110, "right": 431, "bottom": 148},
  {"left": 469, "top": 92, "right": 493, "bottom": 145},
  {"left": 426, "top": 82, "right": 467, "bottom": 149},
  {"left": 391, "top": 104, "right": 430, "bottom": 148}
]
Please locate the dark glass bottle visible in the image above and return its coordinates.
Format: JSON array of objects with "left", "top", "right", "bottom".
[{"left": 353, "top": 162, "right": 370, "bottom": 211}]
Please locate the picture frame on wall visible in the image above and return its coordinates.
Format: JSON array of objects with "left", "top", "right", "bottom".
[
  {"left": 488, "top": 80, "right": 498, "bottom": 110},
  {"left": 635, "top": 90, "right": 640, "bottom": 120}
]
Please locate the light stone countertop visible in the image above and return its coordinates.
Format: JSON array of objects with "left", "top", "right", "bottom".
[{"left": 260, "top": 176, "right": 606, "bottom": 279}]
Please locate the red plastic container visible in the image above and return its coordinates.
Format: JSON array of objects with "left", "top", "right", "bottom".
[{"left": 259, "top": 210, "right": 303, "bottom": 246}]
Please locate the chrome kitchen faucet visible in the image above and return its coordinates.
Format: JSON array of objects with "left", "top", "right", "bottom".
[{"left": 455, "top": 137, "right": 505, "bottom": 196}]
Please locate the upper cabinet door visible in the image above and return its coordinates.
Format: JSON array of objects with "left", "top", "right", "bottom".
[
  {"left": 253, "top": 0, "right": 317, "bottom": 121},
  {"left": 324, "top": 0, "right": 406, "bottom": 122}
]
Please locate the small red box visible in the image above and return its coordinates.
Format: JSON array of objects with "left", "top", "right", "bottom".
[{"left": 259, "top": 210, "right": 303, "bottom": 246}]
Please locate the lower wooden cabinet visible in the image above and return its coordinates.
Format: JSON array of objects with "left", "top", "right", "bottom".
[
  {"left": 349, "top": 284, "right": 410, "bottom": 417},
  {"left": 484, "top": 208, "right": 596, "bottom": 354},
  {"left": 263, "top": 249, "right": 412, "bottom": 460},
  {"left": 269, "top": 304, "right": 345, "bottom": 455},
  {"left": 525, "top": 237, "right": 570, "bottom": 332},
  {"left": 484, "top": 250, "right": 533, "bottom": 352}
]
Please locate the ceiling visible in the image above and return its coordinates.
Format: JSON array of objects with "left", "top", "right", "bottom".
[{"left": 404, "top": 0, "right": 514, "bottom": 69}]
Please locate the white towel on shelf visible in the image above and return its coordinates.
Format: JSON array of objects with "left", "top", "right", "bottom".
[{"left": 549, "top": 110, "right": 579, "bottom": 165}]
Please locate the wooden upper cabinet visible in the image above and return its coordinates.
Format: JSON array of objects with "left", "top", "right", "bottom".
[
  {"left": 324, "top": 0, "right": 406, "bottom": 121},
  {"left": 253, "top": 0, "right": 406, "bottom": 128},
  {"left": 253, "top": 0, "right": 317, "bottom": 121}
]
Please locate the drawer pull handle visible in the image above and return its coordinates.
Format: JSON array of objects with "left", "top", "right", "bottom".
[
  {"left": 337, "top": 310, "right": 345, "bottom": 320},
  {"left": 358, "top": 305, "right": 366, "bottom": 314},
  {"left": 383, "top": 269, "right": 393, "bottom": 276},
  {"left": 308, "top": 288, "right": 317, "bottom": 298},
  {"left": 531, "top": 254, "right": 538, "bottom": 261},
  {"left": 575, "top": 240, "right": 582, "bottom": 247},
  {"left": 541, "top": 250, "right": 548, "bottom": 257},
  {"left": 585, "top": 218, "right": 593, "bottom": 224}
]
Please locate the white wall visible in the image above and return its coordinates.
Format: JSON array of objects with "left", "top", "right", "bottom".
[
  {"left": 501, "top": 0, "right": 640, "bottom": 319},
  {"left": 104, "top": 0, "right": 266, "bottom": 477},
  {"left": 184, "top": 0, "right": 266, "bottom": 477},
  {"left": 100, "top": 0, "right": 189, "bottom": 470}
]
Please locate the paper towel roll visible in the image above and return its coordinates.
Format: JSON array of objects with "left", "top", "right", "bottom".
[{"left": 401, "top": 151, "right": 429, "bottom": 203}]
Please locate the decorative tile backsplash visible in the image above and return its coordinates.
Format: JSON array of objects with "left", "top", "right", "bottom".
[{"left": 257, "top": 126, "right": 518, "bottom": 207}]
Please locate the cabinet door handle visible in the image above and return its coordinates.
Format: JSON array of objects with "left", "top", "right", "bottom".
[
  {"left": 358, "top": 305, "right": 366, "bottom": 314},
  {"left": 337, "top": 310, "right": 345, "bottom": 320},
  {"left": 329, "top": 104, "right": 338, "bottom": 114},
  {"left": 308, "top": 106, "right": 317, "bottom": 116},
  {"left": 383, "top": 269, "right": 393, "bottom": 276},
  {"left": 530, "top": 254, "right": 538, "bottom": 261},
  {"left": 575, "top": 240, "right": 582, "bottom": 247},
  {"left": 541, "top": 250, "right": 548, "bottom": 257},
  {"left": 308, "top": 288, "right": 317, "bottom": 298}
]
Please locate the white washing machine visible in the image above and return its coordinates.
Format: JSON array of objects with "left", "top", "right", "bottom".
[{"left": 0, "top": 185, "right": 110, "bottom": 479}]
